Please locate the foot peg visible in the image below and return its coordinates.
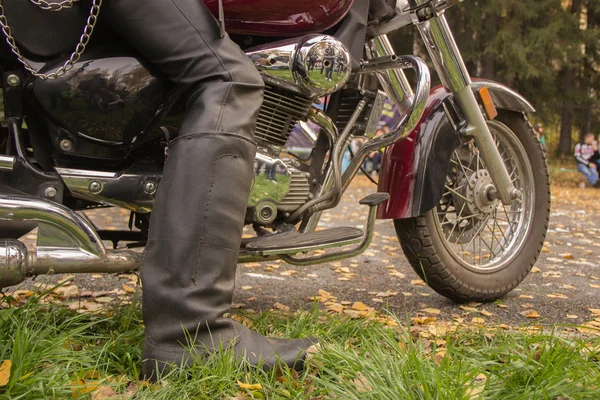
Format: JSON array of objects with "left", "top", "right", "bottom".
[
  {"left": 244, "top": 193, "right": 389, "bottom": 265},
  {"left": 358, "top": 192, "right": 390, "bottom": 207},
  {"left": 246, "top": 227, "right": 363, "bottom": 256}
]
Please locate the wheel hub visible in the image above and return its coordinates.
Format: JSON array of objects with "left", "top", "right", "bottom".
[{"left": 466, "top": 170, "right": 498, "bottom": 217}]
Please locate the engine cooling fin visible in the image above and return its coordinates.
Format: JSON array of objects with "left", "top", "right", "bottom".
[{"left": 255, "top": 84, "right": 312, "bottom": 147}]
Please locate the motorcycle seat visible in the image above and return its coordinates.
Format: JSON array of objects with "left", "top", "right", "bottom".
[{"left": 1, "top": 0, "right": 102, "bottom": 60}]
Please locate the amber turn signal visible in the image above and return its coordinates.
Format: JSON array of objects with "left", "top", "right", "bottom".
[{"left": 477, "top": 86, "right": 498, "bottom": 120}]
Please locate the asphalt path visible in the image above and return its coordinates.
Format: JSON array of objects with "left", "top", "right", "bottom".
[{"left": 8, "top": 179, "right": 600, "bottom": 328}]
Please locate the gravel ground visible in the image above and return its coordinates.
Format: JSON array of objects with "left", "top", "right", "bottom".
[{"left": 7, "top": 179, "right": 600, "bottom": 327}]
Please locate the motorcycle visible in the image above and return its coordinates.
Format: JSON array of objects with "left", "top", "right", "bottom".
[{"left": 0, "top": 0, "right": 550, "bottom": 302}]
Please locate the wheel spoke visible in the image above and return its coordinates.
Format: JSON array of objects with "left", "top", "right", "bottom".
[
  {"left": 439, "top": 212, "right": 481, "bottom": 227},
  {"left": 446, "top": 202, "right": 467, "bottom": 240},
  {"left": 461, "top": 215, "right": 491, "bottom": 255},
  {"left": 453, "top": 150, "right": 473, "bottom": 176},
  {"left": 444, "top": 185, "right": 471, "bottom": 203},
  {"left": 432, "top": 121, "right": 533, "bottom": 272}
]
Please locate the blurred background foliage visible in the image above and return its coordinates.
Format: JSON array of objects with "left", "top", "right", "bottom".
[{"left": 388, "top": 0, "right": 600, "bottom": 159}]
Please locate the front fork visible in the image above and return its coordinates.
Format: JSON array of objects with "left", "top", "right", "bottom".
[{"left": 372, "top": 12, "right": 519, "bottom": 205}]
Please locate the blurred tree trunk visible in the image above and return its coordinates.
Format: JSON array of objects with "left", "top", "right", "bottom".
[
  {"left": 558, "top": 67, "right": 576, "bottom": 156},
  {"left": 557, "top": 0, "right": 582, "bottom": 157}
]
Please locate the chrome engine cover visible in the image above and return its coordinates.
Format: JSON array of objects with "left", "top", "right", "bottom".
[
  {"left": 247, "top": 35, "right": 352, "bottom": 97},
  {"left": 248, "top": 153, "right": 311, "bottom": 224},
  {"left": 56, "top": 152, "right": 311, "bottom": 225}
]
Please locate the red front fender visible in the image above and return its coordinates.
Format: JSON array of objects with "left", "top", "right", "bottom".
[{"left": 376, "top": 80, "right": 535, "bottom": 220}]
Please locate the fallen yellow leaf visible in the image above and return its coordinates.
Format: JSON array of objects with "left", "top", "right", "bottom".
[
  {"left": 547, "top": 293, "right": 568, "bottom": 299},
  {"left": 422, "top": 308, "right": 441, "bottom": 315},
  {"left": 92, "top": 385, "right": 118, "bottom": 399},
  {"left": 0, "top": 360, "right": 11, "bottom": 387},
  {"left": 389, "top": 271, "right": 406, "bottom": 278},
  {"left": 411, "top": 279, "right": 426, "bottom": 286},
  {"left": 70, "top": 379, "right": 101, "bottom": 397},
  {"left": 94, "top": 297, "right": 113, "bottom": 304},
  {"left": 520, "top": 310, "right": 540, "bottom": 319},
  {"left": 237, "top": 381, "right": 263, "bottom": 391},
  {"left": 531, "top": 267, "right": 542, "bottom": 273},
  {"left": 518, "top": 295, "right": 533, "bottom": 299},
  {"left": 326, "top": 303, "right": 344, "bottom": 313},
  {"left": 376, "top": 291, "right": 398, "bottom": 298},
  {"left": 272, "top": 302, "right": 290, "bottom": 312},
  {"left": 351, "top": 302, "right": 369, "bottom": 311},
  {"left": 122, "top": 284, "right": 135, "bottom": 293}
]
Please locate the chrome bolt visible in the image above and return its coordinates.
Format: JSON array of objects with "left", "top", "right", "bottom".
[
  {"left": 509, "top": 188, "right": 522, "bottom": 200},
  {"left": 89, "top": 181, "right": 102, "bottom": 194},
  {"left": 144, "top": 181, "right": 157, "bottom": 195},
  {"left": 7, "top": 74, "right": 20, "bottom": 87},
  {"left": 59, "top": 139, "right": 73, "bottom": 152},
  {"left": 260, "top": 207, "right": 273, "bottom": 219},
  {"left": 44, "top": 187, "right": 58, "bottom": 199},
  {"left": 485, "top": 186, "right": 498, "bottom": 202}
]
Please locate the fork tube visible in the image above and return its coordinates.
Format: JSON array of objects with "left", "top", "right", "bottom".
[{"left": 414, "top": 10, "right": 518, "bottom": 204}]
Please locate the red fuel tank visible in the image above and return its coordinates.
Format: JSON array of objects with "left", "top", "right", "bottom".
[{"left": 204, "top": 0, "right": 355, "bottom": 36}]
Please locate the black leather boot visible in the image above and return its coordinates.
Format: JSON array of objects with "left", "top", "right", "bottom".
[
  {"left": 102, "top": 0, "right": 316, "bottom": 380},
  {"left": 140, "top": 132, "right": 315, "bottom": 379}
]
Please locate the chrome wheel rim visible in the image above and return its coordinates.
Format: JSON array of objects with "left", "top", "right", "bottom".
[{"left": 433, "top": 120, "right": 534, "bottom": 274}]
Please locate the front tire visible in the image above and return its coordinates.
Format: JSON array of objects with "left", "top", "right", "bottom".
[{"left": 395, "top": 111, "right": 550, "bottom": 302}]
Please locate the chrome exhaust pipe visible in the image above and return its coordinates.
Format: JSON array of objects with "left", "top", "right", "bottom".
[
  {"left": 0, "top": 194, "right": 140, "bottom": 288},
  {"left": 0, "top": 155, "right": 15, "bottom": 171},
  {"left": 0, "top": 239, "right": 28, "bottom": 287}
]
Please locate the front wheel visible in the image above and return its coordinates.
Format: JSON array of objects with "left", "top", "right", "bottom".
[{"left": 395, "top": 111, "right": 550, "bottom": 302}]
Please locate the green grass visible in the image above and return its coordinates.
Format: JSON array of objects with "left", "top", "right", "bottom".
[{"left": 1, "top": 291, "right": 599, "bottom": 399}]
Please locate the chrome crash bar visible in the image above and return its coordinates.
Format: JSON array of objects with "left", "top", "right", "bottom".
[
  {"left": 291, "top": 54, "right": 430, "bottom": 228},
  {"left": 343, "top": 55, "right": 430, "bottom": 191}
]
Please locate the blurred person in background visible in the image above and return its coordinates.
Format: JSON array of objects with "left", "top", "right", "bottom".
[
  {"left": 534, "top": 124, "right": 547, "bottom": 155},
  {"left": 363, "top": 127, "right": 386, "bottom": 176},
  {"left": 574, "top": 133, "right": 600, "bottom": 188}
]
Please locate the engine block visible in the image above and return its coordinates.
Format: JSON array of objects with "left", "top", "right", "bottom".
[
  {"left": 254, "top": 84, "right": 312, "bottom": 147},
  {"left": 247, "top": 153, "right": 311, "bottom": 225}
]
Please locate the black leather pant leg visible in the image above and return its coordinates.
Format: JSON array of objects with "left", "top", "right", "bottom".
[{"left": 102, "top": 0, "right": 264, "bottom": 138}]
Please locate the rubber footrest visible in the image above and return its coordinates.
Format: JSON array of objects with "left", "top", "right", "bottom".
[
  {"left": 246, "top": 227, "right": 363, "bottom": 253},
  {"left": 359, "top": 192, "right": 390, "bottom": 206}
]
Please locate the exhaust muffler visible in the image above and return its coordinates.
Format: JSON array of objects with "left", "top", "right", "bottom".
[
  {"left": 0, "top": 239, "right": 28, "bottom": 287},
  {"left": 0, "top": 194, "right": 140, "bottom": 288}
]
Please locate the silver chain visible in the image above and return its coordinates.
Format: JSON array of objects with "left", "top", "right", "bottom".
[
  {"left": 29, "top": 0, "right": 79, "bottom": 11},
  {"left": 0, "top": 0, "right": 102, "bottom": 80}
]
